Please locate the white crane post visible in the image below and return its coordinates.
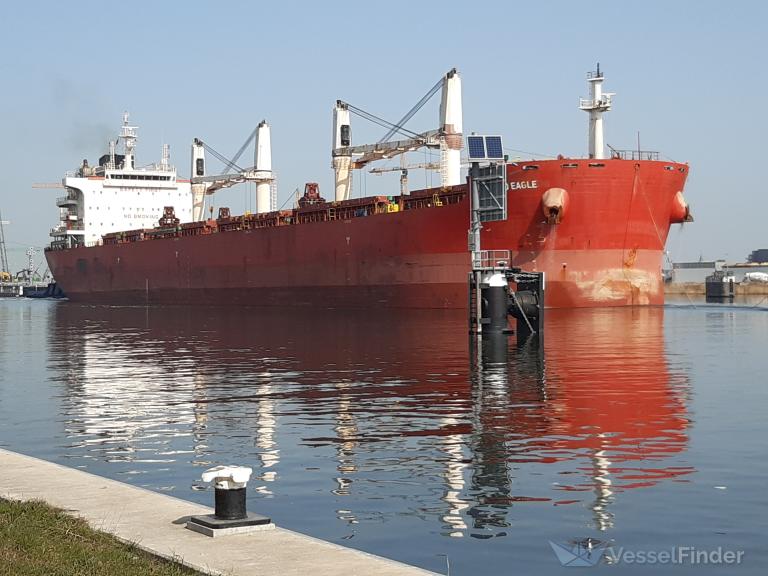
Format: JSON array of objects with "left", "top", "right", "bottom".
[
  {"left": 254, "top": 120, "right": 274, "bottom": 214},
  {"left": 190, "top": 139, "right": 207, "bottom": 221},
  {"left": 332, "top": 101, "right": 353, "bottom": 202},
  {"left": 439, "top": 69, "right": 463, "bottom": 187},
  {"left": 580, "top": 64, "right": 613, "bottom": 160}
]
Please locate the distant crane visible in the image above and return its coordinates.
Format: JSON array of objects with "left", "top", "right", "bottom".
[
  {"left": 0, "top": 211, "right": 9, "bottom": 282},
  {"left": 15, "top": 247, "right": 43, "bottom": 283}
]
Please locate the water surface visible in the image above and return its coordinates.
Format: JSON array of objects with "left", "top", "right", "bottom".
[{"left": 0, "top": 299, "right": 765, "bottom": 574}]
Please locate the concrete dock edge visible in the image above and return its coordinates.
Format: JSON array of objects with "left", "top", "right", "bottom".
[{"left": 0, "top": 448, "right": 438, "bottom": 576}]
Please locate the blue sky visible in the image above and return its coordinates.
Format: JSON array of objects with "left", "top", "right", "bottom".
[{"left": 1, "top": 0, "right": 765, "bottom": 271}]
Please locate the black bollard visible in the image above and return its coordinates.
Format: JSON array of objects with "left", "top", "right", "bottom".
[
  {"left": 187, "top": 465, "right": 273, "bottom": 537},
  {"left": 481, "top": 272, "right": 512, "bottom": 334},
  {"left": 214, "top": 486, "right": 247, "bottom": 520}
]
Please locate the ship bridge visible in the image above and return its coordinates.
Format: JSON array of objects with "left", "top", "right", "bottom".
[{"left": 51, "top": 113, "right": 192, "bottom": 249}]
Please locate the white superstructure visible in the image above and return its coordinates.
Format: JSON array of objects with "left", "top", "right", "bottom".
[{"left": 51, "top": 113, "right": 193, "bottom": 248}]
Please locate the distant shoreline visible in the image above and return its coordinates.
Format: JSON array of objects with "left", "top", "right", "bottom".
[{"left": 665, "top": 282, "right": 768, "bottom": 295}]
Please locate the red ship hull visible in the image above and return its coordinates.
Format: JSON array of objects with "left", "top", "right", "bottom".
[{"left": 45, "top": 158, "right": 690, "bottom": 309}]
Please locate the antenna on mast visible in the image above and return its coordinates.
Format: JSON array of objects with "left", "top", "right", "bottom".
[
  {"left": 161, "top": 143, "right": 170, "bottom": 170},
  {"left": 120, "top": 112, "right": 138, "bottom": 169}
]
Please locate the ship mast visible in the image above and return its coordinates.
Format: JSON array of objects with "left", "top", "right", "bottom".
[
  {"left": 579, "top": 64, "right": 614, "bottom": 159},
  {"left": 120, "top": 112, "right": 138, "bottom": 169}
]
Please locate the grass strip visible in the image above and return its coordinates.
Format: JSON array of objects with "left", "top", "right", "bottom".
[{"left": 0, "top": 498, "right": 202, "bottom": 576}]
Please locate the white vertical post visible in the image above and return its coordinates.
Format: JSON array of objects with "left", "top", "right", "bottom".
[
  {"left": 439, "top": 69, "right": 463, "bottom": 186},
  {"left": 580, "top": 65, "right": 613, "bottom": 160},
  {"left": 589, "top": 74, "right": 604, "bottom": 159},
  {"left": 191, "top": 139, "right": 207, "bottom": 221},
  {"left": 161, "top": 144, "right": 170, "bottom": 170},
  {"left": 120, "top": 112, "right": 137, "bottom": 169},
  {"left": 254, "top": 120, "right": 273, "bottom": 214},
  {"left": 332, "top": 101, "right": 353, "bottom": 202}
]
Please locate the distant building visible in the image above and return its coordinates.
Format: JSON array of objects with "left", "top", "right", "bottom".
[
  {"left": 670, "top": 259, "right": 768, "bottom": 283},
  {"left": 748, "top": 249, "right": 768, "bottom": 264}
]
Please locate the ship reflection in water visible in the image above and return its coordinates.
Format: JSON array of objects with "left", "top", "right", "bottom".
[
  {"left": 467, "top": 311, "right": 692, "bottom": 535},
  {"left": 47, "top": 303, "right": 692, "bottom": 543}
]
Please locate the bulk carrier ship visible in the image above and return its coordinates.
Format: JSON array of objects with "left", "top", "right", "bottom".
[{"left": 45, "top": 67, "right": 692, "bottom": 308}]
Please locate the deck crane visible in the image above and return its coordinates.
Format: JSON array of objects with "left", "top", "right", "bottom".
[
  {"left": 332, "top": 68, "right": 463, "bottom": 201},
  {"left": 190, "top": 121, "right": 275, "bottom": 221}
]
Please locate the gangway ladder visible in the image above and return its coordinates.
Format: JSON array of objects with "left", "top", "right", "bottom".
[
  {"left": 270, "top": 173, "right": 278, "bottom": 212},
  {"left": 468, "top": 269, "right": 483, "bottom": 334}
]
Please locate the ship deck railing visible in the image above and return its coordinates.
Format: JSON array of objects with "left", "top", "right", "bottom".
[
  {"left": 56, "top": 195, "right": 77, "bottom": 205},
  {"left": 608, "top": 149, "right": 660, "bottom": 161},
  {"left": 54, "top": 223, "right": 84, "bottom": 232}
]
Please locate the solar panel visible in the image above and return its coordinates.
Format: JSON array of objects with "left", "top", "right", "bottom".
[
  {"left": 485, "top": 136, "right": 504, "bottom": 160},
  {"left": 466, "top": 135, "right": 504, "bottom": 162},
  {"left": 467, "top": 136, "right": 486, "bottom": 161}
]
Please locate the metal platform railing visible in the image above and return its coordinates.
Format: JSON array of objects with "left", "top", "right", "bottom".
[
  {"left": 55, "top": 195, "right": 77, "bottom": 205},
  {"left": 579, "top": 95, "right": 612, "bottom": 109},
  {"left": 471, "top": 250, "right": 511, "bottom": 270}
]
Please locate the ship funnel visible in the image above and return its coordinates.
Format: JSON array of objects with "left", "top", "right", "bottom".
[
  {"left": 579, "top": 64, "right": 614, "bottom": 159},
  {"left": 333, "top": 101, "right": 353, "bottom": 202},
  {"left": 191, "top": 139, "right": 207, "bottom": 221},
  {"left": 439, "top": 68, "right": 463, "bottom": 187},
  {"left": 254, "top": 120, "right": 274, "bottom": 214}
]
